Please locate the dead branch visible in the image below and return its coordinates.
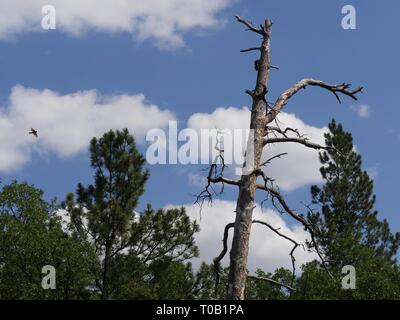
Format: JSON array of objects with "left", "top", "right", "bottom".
[
  {"left": 266, "top": 79, "right": 363, "bottom": 123},
  {"left": 235, "top": 15, "right": 267, "bottom": 36},
  {"left": 255, "top": 182, "right": 334, "bottom": 280},
  {"left": 210, "top": 176, "right": 241, "bottom": 187},
  {"left": 247, "top": 274, "right": 296, "bottom": 292},
  {"left": 264, "top": 137, "right": 328, "bottom": 150},
  {"left": 195, "top": 163, "right": 217, "bottom": 209},
  {"left": 266, "top": 126, "right": 303, "bottom": 138},
  {"left": 195, "top": 134, "right": 240, "bottom": 210},
  {"left": 213, "top": 222, "right": 235, "bottom": 294},
  {"left": 260, "top": 152, "right": 288, "bottom": 167},
  {"left": 240, "top": 47, "right": 261, "bottom": 53},
  {"left": 253, "top": 219, "right": 299, "bottom": 287}
]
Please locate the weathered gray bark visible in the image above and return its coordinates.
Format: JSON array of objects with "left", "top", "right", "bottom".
[
  {"left": 227, "top": 18, "right": 272, "bottom": 300},
  {"left": 200, "top": 16, "right": 363, "bottom": 300}
]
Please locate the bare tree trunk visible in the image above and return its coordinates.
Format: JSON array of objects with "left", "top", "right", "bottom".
[{"left": 227, "top": 18, "right": 272, "bottom": 300}]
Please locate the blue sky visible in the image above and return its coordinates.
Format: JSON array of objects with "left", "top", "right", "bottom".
[{"left": 0, "top": 0, "right": 399, "bottom": 261}]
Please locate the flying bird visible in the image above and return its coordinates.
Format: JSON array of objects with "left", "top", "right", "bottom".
[{"left": 29, "top": 128, "right": 38, "bottom": 138}]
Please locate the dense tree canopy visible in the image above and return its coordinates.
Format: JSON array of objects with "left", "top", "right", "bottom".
[{"left": 0, "top": 182, "right": 96, "bottom": 299}]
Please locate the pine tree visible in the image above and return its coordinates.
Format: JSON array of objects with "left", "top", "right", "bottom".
[
  {"left": 65, "top": 129, "right": 200, "bottom": 299},
  {"left": 308, "top": 120, "right": 400, "bottom": 267},
  {"left": 297, "top": 120, "right": 400, "bottom": 299},
  {"left": 66, "top": 129, "right": 149, "bottom": 299}
]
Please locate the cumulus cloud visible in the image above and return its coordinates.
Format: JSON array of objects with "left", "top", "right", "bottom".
[
  {"left": 168, "top": 200, "right": 316, "bottom": 272},
  {"left": 0, "top": 0, "right": 233, "bottom": 47},
  {"left": 0, "top": 85, "right": 175, "bottom": 172},
  {"left": 187, "top": 106, "right": 328, "bottom": 192},
  {"left": 351, "top": 104, "right": 371, "bottom": 118}
]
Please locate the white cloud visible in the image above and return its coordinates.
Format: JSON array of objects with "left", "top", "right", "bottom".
[
  {"left": 264, "top": 112, "right": 327, "bottom": 191},
  {"left": 351, "top": 104, "right": 370, "bottom": 118},
  {"left": 168, "top": 200, "right": 316, "bottom": 272},
  {"left": 0, "top": 85, "right": 175, "bottom": 172},
  {"left": 0, "top": 0, "right": 233, "bottom": 47},
  {"left": 188, "top": 107, "right": 249, "bottom": 133},
  {"left": 187, "top": 106, "right": 327, "bottom": 192},
  {"left": 187, "top": 172, "right": 207, "bottom": 188}
]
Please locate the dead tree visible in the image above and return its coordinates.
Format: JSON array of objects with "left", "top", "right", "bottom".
[{"left": 197, "top": 16, "right": 363, "bottom": 300}]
